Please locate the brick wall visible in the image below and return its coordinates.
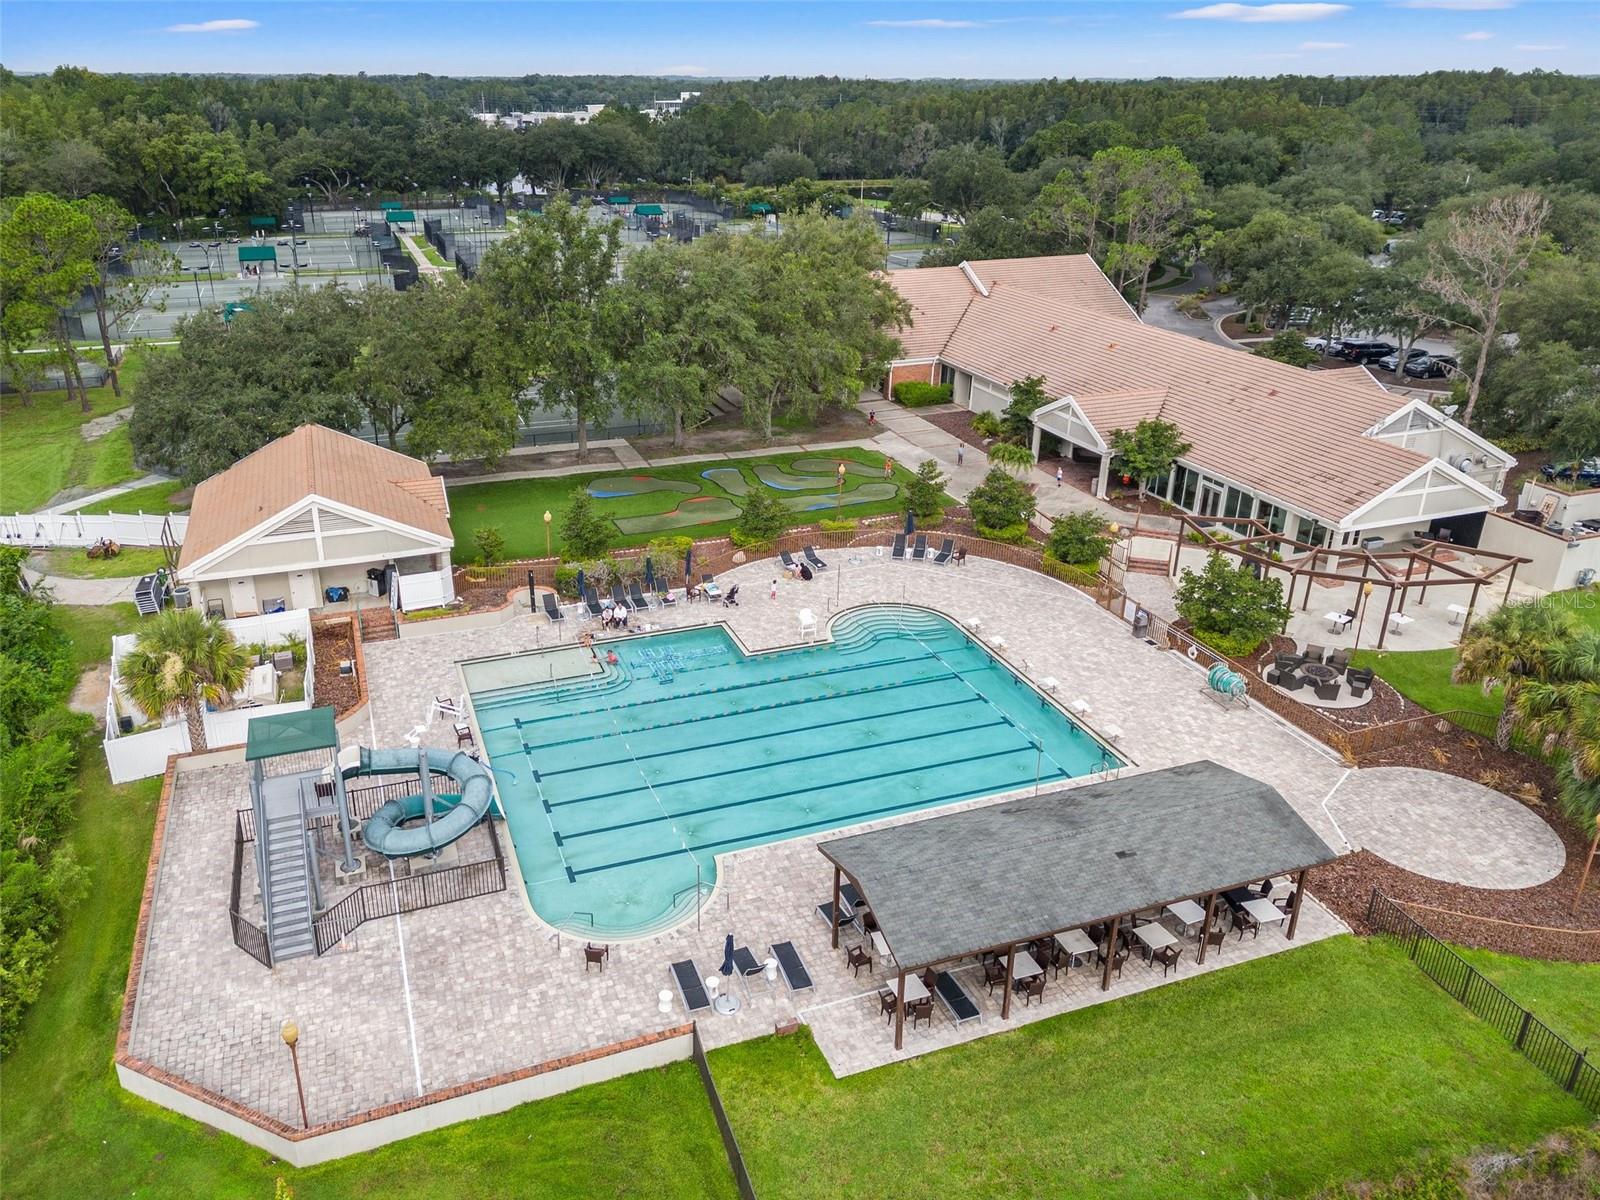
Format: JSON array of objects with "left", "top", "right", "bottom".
[{"left": 885, "top": 361, "right": 939, "bottom": 400}]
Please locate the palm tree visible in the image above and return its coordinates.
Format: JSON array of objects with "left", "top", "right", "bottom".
[
  {"left": 1451, "top": 600, "right": 1578, "bottom": 750},
  {"left": 986, "top": 440, "right": 1036, "bottom": 477},
  {"left": 119, "top": 608, "right": 250, "bottom": 751},
  {"left": 1513, "top": 631, "right": 1600, "bottom": 825}
]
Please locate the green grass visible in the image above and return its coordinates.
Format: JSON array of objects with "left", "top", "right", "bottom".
[
  {"left": 0, "top": 615, "right": 736, "bottom": 1200},
  {"left": 41, "top": 546, "right": 171, "bottom": 579},
  {"left": 710, "top": 936, "right": 1588, "bottom": 1200},
  {"left": 59, "top": 602, "right": 139, "bottom": 672},
  {"left": 448, "top": 447, "right": 916, "bottom": 562},
  {"left": 74, "top": 480, "right": 189, "bottom": 515},
  {"left": 1452, "top": 946, "right": 1600, "bottom": 1052}
]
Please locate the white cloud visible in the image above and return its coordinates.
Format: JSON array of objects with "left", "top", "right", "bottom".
[
  {"left": 1396, "top": 0, "right": 1513, "bottom": 9},
  {"left": 864, "top": 18, "right": 987, "bottom": 28},
  {"left": 1459, "top": 29, "right": 1494, "bottom": 39},
  {"left": 1171, "top": 3, "right": 1349, "bottom": 22},
  {"left": 1515, "top": 42, "right": 1565, "bottom": 49},
  {"left": 656, "top": 64, "right": 708, "bottom": 75},
  {"left": 1299, "top": 39, "right": 1349, "bottom": 47},
  {"left": 164, "top": 17, "right": 259, "bottom": 33}
]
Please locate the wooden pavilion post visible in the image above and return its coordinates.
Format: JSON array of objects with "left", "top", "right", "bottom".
[
  {"left": 1463, "top": 580, "right": 1483, "bottom": 636},
  {"left": 1375, "top": 586, "right": 1397, "bottom": 650},
  {"left": 1418, "top": 556, "right": 1433, "bottom": 606},
  {"left": 894, "top": 968, "right": 906, "bottom": 1050},
  {"left": 1100, "top": 916, "right": 1120, "bottom": 991},
  {"left": 1503, "top": 559, "right": 1519, "bottom": 604},
  {"left": 1197, "top": 893, "right": 1218, "bottom": 964},
  {"left": 1001, "top": 944, "right": 1017, "bottom": 1019},
  {"left": 831, "top": 866, "right": 841, "bottom": 950},
  {"left": 1286, "top": 870, "right": 1308, "bottom": 939}
]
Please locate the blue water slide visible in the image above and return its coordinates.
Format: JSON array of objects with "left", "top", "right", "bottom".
[{"left": 344, "top": 746, "right": 496, "bottom": 858}]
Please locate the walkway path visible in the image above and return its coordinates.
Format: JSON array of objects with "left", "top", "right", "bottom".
[
  {"left": 21, "top": 566, "right": 148, "bottom": 605},
  {"left": 47, "top": 473, "right": 174, "bottom": 514},
  {"left": 397, "top": 232, "right": 445, "bottom": 281}
]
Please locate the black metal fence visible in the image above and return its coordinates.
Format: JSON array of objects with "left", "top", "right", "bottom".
[
  {"left": 311, "top": 818, "right": 508, "bottom": 956},
  {"left": 229, "top": 810, "right": 272, "bottom": 967},
  {"left": 1367, "top": 889, "right": 1598, "bottom": 1110},
  {"left": 691, "top": 1022, "right": 757, "bottom": 1200}
]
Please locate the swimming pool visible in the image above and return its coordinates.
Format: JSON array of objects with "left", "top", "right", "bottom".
[{"left": 466, "top": 606, "right": 1119, "bottom": 938}]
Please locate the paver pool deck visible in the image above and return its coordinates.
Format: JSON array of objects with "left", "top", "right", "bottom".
[{"left": 125, "top": 555, "right": 1540, "bottom": 1130}]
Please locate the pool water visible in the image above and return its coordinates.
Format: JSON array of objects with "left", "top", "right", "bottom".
[{"left": 467, "top": 606, "right": 1118, "bottom": 938}]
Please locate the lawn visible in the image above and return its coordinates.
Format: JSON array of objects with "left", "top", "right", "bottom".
[
  {"left": 74, "top": 480, "right": 190, "bottom": 515},
  {"left": 59, "top": 602, "right": 140, "bottom": 672},
  {"left": 448, "top": 447, "right": 920, "bottom": 562},
  {"left": 710, "top": 936, "right": 1588, "bottom": 1200},
  {"left": 41, "top": 546, "right": 171, "bottom": 579},
  {"left": 1452, "top": 946, "right": 1600, "bottom": 1052},
  {"left": 0, "top": 616, "right": 736, "bottom": 1200}
]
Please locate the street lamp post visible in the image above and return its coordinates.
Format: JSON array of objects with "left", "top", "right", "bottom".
[
  {"left": 280, "top": 1019, "right": 309, "bottom": 1129},
  {"left": 836, "top": 461, "right": 846, "bottom": 515},
  {"left": 187, "top": 267, "right": 203, "bottom": 308},
  {"left": 1352, "top": 579, "right": 1375, "bottom": 652},
  {"left": 543, "top": 510, "right": 553, "bottom": 558}
]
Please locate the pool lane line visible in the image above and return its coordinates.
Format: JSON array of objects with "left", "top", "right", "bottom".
[
  {"left": 554, "top": 737, "right": 1045, "bottom": 842},
  {"left": 547, "top": 714, "right": 1012, "bottom": 809},
  {"left": 536, "top": 692, "right": 983, "bottom": 779},
  {"left": 564, "top": 764, "right": 1074, "bottom": 877},
  {"left": 518, "top": 732, "right": 575, "bottom": 878}
]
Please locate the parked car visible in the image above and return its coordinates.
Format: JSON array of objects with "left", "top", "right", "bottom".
[
  {"left": 1337, "top": 339, "right": 1396, "bottom": 364},
  {"left": 1303, "top": 336, "right": 1341, "bottom": 354},
  {"left": 1541, "top": 459, "right": 1600, "bottom": 487},
  {"left": 1376, "top": 348, "right": 1430, "bottom": 373},
  {"left": 1404, "top": 354, "right": 1458, "bottom": 379}
]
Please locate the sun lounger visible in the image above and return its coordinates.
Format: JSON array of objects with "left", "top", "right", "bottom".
[
  {"left": 583, "top": 587, "right": 605, "bottom": 619},
  {"left": 541, "top": 592, "right": 566, "bottom": 623},
  {"left": 732, "top": 946, "right": 765, "bottom": 979},
  {"left": 891, "top": 534, "right": 907, "bottom": 561},
  {"left": 670, "top": 959, "right": 711, "bottom": 1013},
  {"left": 629, "top": 581, "right": 651, "bottom": 610},
  {"left": 815, "top": 899, "right": 854, "bottom": 932},
  {"left": 933, "top": 971, "right": 981, "bottom": 1025},
  {"left": 931, "top": 537, "right": 954, "bottom": 565},
  {"left": 611, "top": 583, "right": 630, "bottom": 610},
  {"left": 770, "top": 940, "right": 813, "bottom": 993},
  {"left": 803, "top": 546, "right": 827, "bottom": 570},
  {"left": 911, "top": 534, "right": 928, "bottom": 561},
  {"left": 780, "top": 550, "right": 799, "bottom": 571},
  {"left": 655, "top": 582, "right": 676, "bottom": 606},
  {"left": 840, "top": 882, "right": 864, "bottom": 910}
]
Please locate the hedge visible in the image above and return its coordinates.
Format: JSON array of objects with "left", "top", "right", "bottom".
[{"left": 892, "top": 381, "right": 953, "bottom": 408}]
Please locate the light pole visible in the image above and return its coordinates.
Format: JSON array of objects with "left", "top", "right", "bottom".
[
  {"left": 280, "top": 1019, "right": 309, "bottom": 1129},
  {"left": 836, "top": 461, "right": 846, "bottom": 515},
  {"left": 543, "top": 509, "right": 553, "bottom": 558},
  {"left": 1351, "top": 579, "right": 1375, "bottom": 652},
  {"left": 186, "top": 267, "right": 203, "bottom": 309}
]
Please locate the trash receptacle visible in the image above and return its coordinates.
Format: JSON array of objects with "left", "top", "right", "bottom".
[{"left": 1132, "top": 608, "right": 1151, "bottom": 638}]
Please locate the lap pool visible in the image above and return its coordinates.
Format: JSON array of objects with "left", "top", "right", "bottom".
[{"left": 465, "top": 606, "right": 1119, "bottom": 938}]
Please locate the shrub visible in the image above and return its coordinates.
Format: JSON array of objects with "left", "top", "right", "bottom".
[
  {"left": 905, "top": 459, "right": 947, "bottom": 522},
  {"left": 967, "top": 467, "right": 1036, "bottom": 531},
  {"left": 560, "top": 489, "right": 612, "bottom": 560},
  {"left": 1174, "top": 551, "right": 1291, "bottom": 657},
  {"left": 553, "top": 563, "right": 579, "bottom": 597},
  {"left": 644, "top": 535, "right": 693, "bottom": 563},
  {"left": 818, "top": 517, "right": 857, "bottom": 533},
  {"left": 732, "top": 488, "right": 788, "bottom": 548},
  {"left": 976, "top": 522, "right": 1034, "bottom": 545},
  {"left": 971, "top": 411, "right": 1003, "bottom": 439},
  {"left": 892, "top": 381, "right": 953, "bottom": 407},
  {"left": 1042, "top": 551, "right": 1101, "bottom": 588},
  {"left": 1001, "top": 375, "right": 1049, "bottom": 443},
  {"left": 1175, "top": 293, "right": 1206, "bottom": 318},
  {"left": 1492, "top": 433, "right": 1545, "bottom": 454},
  {"left": 472, "top": 526, "right": 506, "bottom": 566},
  {"left": 1251, "top": 331, "right": 1319, "bottom": 368},
  {"left": 1046, "top": 511, "right": 1112, "bottom": 566}
]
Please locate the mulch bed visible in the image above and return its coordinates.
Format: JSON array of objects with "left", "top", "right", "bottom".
[{"left": 310, "top": 618, "right": 361, "bottom": 718}]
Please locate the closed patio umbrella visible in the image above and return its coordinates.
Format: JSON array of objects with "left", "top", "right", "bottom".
[
  {"left": 644, "top": 557, "right": 655, "bottom": 589},
  {"left": 684, "top": 546, "right": 694, "bottom": 583},
  {"left": 905, "top": 511, "right": 915, "bottom": 534},
  {"left": 714, "top": 932, "right": 740, "bottom": 1013},
  {"left": 575, "top": 566, "right": 586, "bottom": 600}
]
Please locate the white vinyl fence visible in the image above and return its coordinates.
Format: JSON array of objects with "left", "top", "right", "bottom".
[
  {"left": 396, "top": 565, "right": 456, "bottom": 612},
  {"left": 103, "top": 609, "right": 315, "bottom": 784},
  {"left": 1, "top": 511, "right": 188, "bottom": 549}
]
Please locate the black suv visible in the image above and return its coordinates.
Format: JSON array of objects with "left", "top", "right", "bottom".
[
  {"left": 1337, "top": 339, "right": 1396, "bottom": 364},
  {"left": 1541, "top": 459, "right": 1600, "bottom": 487}
]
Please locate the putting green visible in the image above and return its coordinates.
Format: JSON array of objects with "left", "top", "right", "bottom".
[
  {"left": 587, "top": 475, "right": 699, "bottom": 498},
  {"left": 790, "top": 457, "right": 882, "bottom": 479},
  {"left": 778, "top": 482, "right": 899, "bottom": 512},
  {"left": 701, "top": 467, "right": 750, "bottom": 496},
  {"left": 614, "top": 497, "right": 741, "bottom": 533},
  {"left": 752, "top": 464, "right": 839, "bottom": 492}
]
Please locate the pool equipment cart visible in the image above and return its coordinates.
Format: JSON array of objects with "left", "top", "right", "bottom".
[{"left": 345, "top": 746, "right": 497, "bottom": 858}]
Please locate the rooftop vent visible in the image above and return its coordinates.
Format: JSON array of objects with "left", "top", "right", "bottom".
[{"left": 1114, "top": 849, "right": 1137, "bottom": 860}]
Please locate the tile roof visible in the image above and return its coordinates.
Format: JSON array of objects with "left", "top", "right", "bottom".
[
  {"left": 887, "top": 257, "right": 1433, "bottom": 523},
  {"left": 819, "top": 760, "right": 1338, "bottom": 972},
  {"left": 178, "top": 425, "right": 453, "bottom": 569}
]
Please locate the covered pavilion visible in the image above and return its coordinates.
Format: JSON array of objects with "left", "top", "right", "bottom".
[{"left": 818, "top": 760, "right": 1339, "bottom": 1049}]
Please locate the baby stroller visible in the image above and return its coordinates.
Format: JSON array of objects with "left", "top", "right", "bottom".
[{"left": 721, "top": 583, "right": 741, "bottom": 606}]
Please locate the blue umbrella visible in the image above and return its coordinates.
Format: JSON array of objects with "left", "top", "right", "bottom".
[
  {"left": 644, "top": 557, "right": 655, "bottom": 590},
  {"left": 905, "top": 510, "right": 915, "bottom": 534},
  {"left": 720, "top": 933, "right": 735, "bottom": 978},
  {"left": 575, "top": 566, "right": 586, "bottom": 601}
]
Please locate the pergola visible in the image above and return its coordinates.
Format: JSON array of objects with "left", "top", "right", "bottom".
[
  {"left": 818, "top": 761, "right": 1339, "bottom": 1049},
  {"left": 1172, "top": 515, "right": 1530, "bottom": 647}
]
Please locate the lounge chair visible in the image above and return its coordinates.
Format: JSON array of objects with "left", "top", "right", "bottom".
[
  {"left": 815, "top": 899, "right": 854, "bottom": 932},
  {"left": 911, "top": 534, "right": 928, "bottom": 561},
  {"left": 541, "top": 592, "right": 566, "bottom": 624},
  {"left": 891, "top": 534, "right": 907, "bottom": 561},
  {"left": 583, "top": 587, "right": 605, "bottom": 619},
  {"left": 780, "top": 550, "right": 799, "bottom": 571},
  {"left": 932, "top": 971, "right": 981, "bottom": 1025},
  {"left": 655, "top": 581, "right": 676, "bottom": 606},
  {"left": 611, "top": 583, "right": 630, "bottom": 611},
  {"left": 629, "top": 581, "right": 651, "bottom": 610},
  {"left": 722, "top": 583, "right": 740, "bottom": 606},
  {"left": 770, "top": 940, "right": 813, "bottom": 992},
  {"left": 1303, "top": 643, "right": 1327, "bottom": 664},
  {"left": 931, "top": 537, "right": 954, "bottom": 565},
  {"left": 802, "top": 546, "right": 827, "bottom": 570},
  {"left": 732, "top": 946, "right": 765, "bottom": 981},
  {"left": 670, "top": 960, "right": 711, "bottom": 1013},
  {"left": 840, "top": 882, "right": 864, "bottom": 910}
]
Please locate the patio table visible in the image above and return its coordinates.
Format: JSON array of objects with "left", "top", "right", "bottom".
[
  {"left": 1324, "top": 611, "right": 1352, "bottom": 633},
  {"left": 886, "top": 973, "right": 930, "bottom": 1005},
  {"left": 1222, "top": 887, "right": 1255, "bottom": 911},
  {"left": 1388, "top": 612, "right": 1414, "bottom": 635},
  {"left": 1242, "top": 897, "right": 1287, "bottom": 927},
  {"left": 1009, "top": 949, "right": 1043, "bottom": 980},
  {"left": 1056, "top": 928, "right": 1096, "bottom": 969},
  {"left": 1300, "top": 663, "right": 1337, "bottom": 684},
  {"left": 703, "top": 582, "right": 722, "bottom": 598},
  {"left": 1164, "top": 900, "right": 1207, "bottom": 934},
  {"left": 1133, "top": 923, "right": 1178, "bottom": 957},
  {"left": 1447, "top": 603, "right": 1468, "bottom": 625},
  {"left": 871, "top": 930, "right": 893, "bottom": 965}
]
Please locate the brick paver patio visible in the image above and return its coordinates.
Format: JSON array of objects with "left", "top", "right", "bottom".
[{"left": 126, "top": 555, "right": 1499, "bottom": 1129}]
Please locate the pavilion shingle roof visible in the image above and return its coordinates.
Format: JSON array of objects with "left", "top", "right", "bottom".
[
  {"left": 818, "top": 760, "right": 1338, "bottom": 972},
  {"left": 178, "top": 425, "right": 452, "bottom": 570}
]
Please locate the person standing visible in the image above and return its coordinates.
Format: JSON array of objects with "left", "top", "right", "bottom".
[
  {"left": 883, "top": 456, "right": 894, "bottom": 479},
  {"left": 1056, "top": 465, "right": 1064, "bottom": 487},
  {"left": 956, "top": 443, "right": 965, "bottom": 467},
  {"left": 770, "top": 578, "right": 779, "bottom": 600}
]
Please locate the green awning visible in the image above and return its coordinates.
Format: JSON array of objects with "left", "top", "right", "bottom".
[
  {"left": 748, "top": 202, "right": 773, "bottom": 214},
  {"left": 246, "top": 707, "right": 338, "bottom": 761},
  {"left": 249, "top": 215, "right": 278, "bottom": 228},
  {"left": 384, "top": 210, "right": 415, "bottom": 223},
  {"left": 238, "top": 246, "right": 277, "bottom": 263},
  {"left": 379, "top": 200, "right": 403, "bottom": 210},
  {"left": 606, "top": 194, "right": 632, "bottom": 204},
  {"left": 633, "top": 204, "right": 665, "bottom": 216}
]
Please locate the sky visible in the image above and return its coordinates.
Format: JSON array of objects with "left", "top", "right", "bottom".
[{"left": 1, "top": 0, "right": 1595, "bottom": 79}]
